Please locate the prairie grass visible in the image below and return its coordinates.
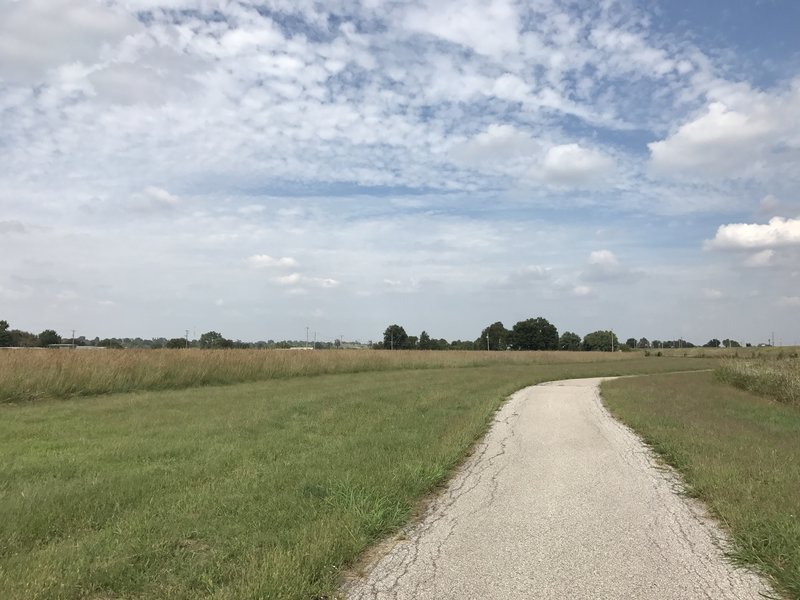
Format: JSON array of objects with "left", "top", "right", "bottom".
[
  {"left": 602, "top": 371, "right": 800, "bottom": 599},
  {"left": 2, "top": 348, "right": 648, "bottom": 404},
  {"left": 0, "top": 357, "right": 713, "bottom": 600},
  {"left": 716, "top": 357, "right": 800, "bottom": 407}
]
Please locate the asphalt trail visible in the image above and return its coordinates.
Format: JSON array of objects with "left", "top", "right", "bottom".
[{"left": 343, "top": 377, "right": 772, "bottom": 599}]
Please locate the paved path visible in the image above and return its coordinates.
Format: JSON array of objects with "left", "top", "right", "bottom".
[{"left": 343, "top": 378, "right": 771, "bottom": 599}]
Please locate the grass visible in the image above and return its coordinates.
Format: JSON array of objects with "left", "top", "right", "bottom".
[
  {"left": 716, "top": 357, "right": 800, "bottom": 407},
  {"left": 2, "top": 348, "right": 682, "bottom": 404},
  {"left": 602, "top": 371, "right": 800, "bottom": 599},
  {"left": 0, "top": 356, "right": 713, "bottom": 600}
]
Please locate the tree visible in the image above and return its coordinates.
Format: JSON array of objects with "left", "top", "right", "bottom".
[
  {"left": 478, "top": 321, "right": 510, "bottom": 351},
  {"left": 509, "top": 317, "right": 558, "bottom": 351},
  {"left": 582, "top": 330, "right": 619, "bottom": 352},
  {"left": 383, "top": 324, "right": 408, "bottom": 350},
  {"left": 166, "top": 337, "right": 188, "bottom": 349},
  {"left": 38, "top": 329, "right": 62, "bottom": 346},
  {"left": 418, "top": 330, "right": 432, "bottom": 350},
  {"left": 0, "top": 320, "right": 11, "bottom": 347},
  {"left": 199, "top": 331, "right": 232, "bottom": 349},
  {"left": 559, "top": 331, "right": 581, "bottom": 351},
  {"left": 721, "top": 339, "right": 741, "bottom": 348},
  {"left": 703, "top": 338, "right": 721, "bottom": 348},
  {"left": 625, "top": 337, "right": 637, "bottom": 349},
  {"left": 637, "top": 337, "right": 650, "bottom": 349}
]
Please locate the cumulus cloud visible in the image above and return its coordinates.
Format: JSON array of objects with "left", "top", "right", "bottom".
[
  {"left": 450, "top": 124, "right": 539, "bottom": 171},
  {"left": 649, "top": 82, "right": 800, "bottom": 180},
  {"left": 534, "top": 144, "right": 615, "bottom": 186},
  {"left": 702, "top": 288, "right": 723, "bottom": 300},
  {"left": 248, "top": 255, "right": 298, "bottom": 269},
  {"left": 705, "top": 217, "right": 800, "bottom": 249}
]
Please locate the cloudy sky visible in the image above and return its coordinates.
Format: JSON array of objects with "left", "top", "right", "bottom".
[{"left": 1, "top": 0, "right": 799, "bottom": 345}]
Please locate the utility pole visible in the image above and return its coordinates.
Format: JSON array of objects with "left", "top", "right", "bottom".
[
  {"left": 610, "top": 330, "right": 614, "bottom": 352},
  {"left": 71, "top": 329, "right": 76, "bottom": 349},
  {"left": 306, "top": 326, "right": 310, "bottom": 349},
  {"left": 487, "top": 336, "right": 490, "bottom": 351},
  {"left": 313, "top": 331, "right": 316, "bottom": 349},
  {"left": 185, "top": 330, "right": 189, "bottom": 348}
]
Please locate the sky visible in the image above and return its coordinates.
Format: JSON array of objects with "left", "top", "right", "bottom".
[{"left": 1, "top": 0, "right": 799, "bottom": 346}]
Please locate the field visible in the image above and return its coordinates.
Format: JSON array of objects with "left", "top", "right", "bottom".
[
  {"left": 0, "top": 351, "right": 715, "bottom": 599},
  {"left": 1, "top": 348, "right": 645, "bottom": 404},
  {"left": 602, "top": 370, "right": 800, "bottom": 599}
]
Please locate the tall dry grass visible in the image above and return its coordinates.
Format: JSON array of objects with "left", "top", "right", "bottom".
[
  {"left": 716, "top": 357, "right": 800, "bottom": 406},
  {"left": 0, "top": 348, "right": 638, "bottom": 403}
]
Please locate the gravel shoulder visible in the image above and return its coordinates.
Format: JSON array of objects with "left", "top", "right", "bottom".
[{"left": 342, "top": 377, "right": 773, "bottom": 599}]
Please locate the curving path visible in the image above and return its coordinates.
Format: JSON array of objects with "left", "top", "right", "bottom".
[{"left": 343, "top": 377, "right": 772, "bottom": 600}]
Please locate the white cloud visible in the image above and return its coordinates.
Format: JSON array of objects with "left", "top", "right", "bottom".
[
  {"left": 589, "top": 250, "right": 618, "bottom": 267},
  {"left": 450, "top": 124, "right": 539, "bottom": 169},
  {"left": 248, "top": 255, "right": 298, "bottom": 269},
  {"left": 705, "top": 217, "right": 800, "bottom": 249},
  {"left": 0, "top": 0, "right": 141, "bottom": 83},
  {"left": 581, "top": 250, "right": 644, "bottom": 284},
  {"left": 277, "top": 273, "right": 339, "bottom": 288},
  {"left": 649, "top": 82, "right": 800, "bottom": 180},
  {"left": 743, "top": 249, "right": 774, "bottom": 268},
  {"left": 573, "top": 285, "right": 592, "bottom": 296},
  {"left": 535, "top": 144, "right": 615, "bottom": 186},
  {"left": 403, "top": 0, "right": 520, "bottom": 59}
]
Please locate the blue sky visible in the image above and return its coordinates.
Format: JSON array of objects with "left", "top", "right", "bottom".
[{"left": 1, "top": 0, "right": 799, "bottom": 345}]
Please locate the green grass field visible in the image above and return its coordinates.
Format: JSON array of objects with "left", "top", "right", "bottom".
[
  {"left": 0, "top": 355, "right": 713, "bottom": 600},
  {"left": 602, "top": 371, "right": 800, "bottom": 599}
]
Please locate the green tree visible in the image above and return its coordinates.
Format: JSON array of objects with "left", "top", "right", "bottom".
[
  {"left": 558, "top": 331, "right": 581, "bottom": 351},
  {"left": 721, "top": 339, "right": 741, "bottom": 348},
  {"left": 582, "top": 330, "right": 619, "bottom": 352},
  {"left": 166, "top": 337, "right": 188, "bottom": 349},
  {"left": 38, "top": 329, "right": 61, "bottom": 346},
  {"left": 383, "top": 324, "right": 408, "bottom": 350},
  {"left": 199, "top": 331, "right": 232, "bottom": 349},
  {"left": 477, "top": 321, "right": 509, "bottom": 351},
  {"left": 704, "top": 338, "right": 721, "bottom": 348},
  {"left": 637, "top": 337, "right": 650, "bottom": 349},
  {"left": 0, "top": 320, "right": 11, "bottom": 347},
  {"left": 625, "top": 337, "right": 637, "bottom": 349},
  {"left": 509, "top": 317, "right": 558, "bottom": 351},
  {"left": 418, "top": 330, "right": 432, "bottom": 350}
]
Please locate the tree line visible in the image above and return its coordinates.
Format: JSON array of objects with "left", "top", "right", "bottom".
[
  {"left": 0, "top": 318, "right": 750, "bottom": 351},
  {"left": 380, "top": 319, "right": 621, "bottom": 351}
]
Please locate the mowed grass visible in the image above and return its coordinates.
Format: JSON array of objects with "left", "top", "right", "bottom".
[
  {"left": 0, "top": 357, "right": 712, "bottom": 600},
  {"left": 1, "top": 348, "right": 648, "bottom": 404},
  {"left": 602, "top": 371, "right": 800, "bottom": 599}
]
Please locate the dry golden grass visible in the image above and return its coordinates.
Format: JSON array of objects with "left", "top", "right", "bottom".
[
  {"left": 0, "top": 348, "right": 641, "bottom": 403},
  {"left": 717, "top": 356, "right": 800, "bottom": 406}
]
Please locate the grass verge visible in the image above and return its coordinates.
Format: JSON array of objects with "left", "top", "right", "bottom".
[
  {"left": 1, "top": 358, "right": 711, "bottom": 599},
  {"left": 602, "top": 371, "right": 800, "bottom": 599}
]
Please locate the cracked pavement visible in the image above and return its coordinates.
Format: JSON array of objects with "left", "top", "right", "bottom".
[{"left": 342, "top": 377, "right": 773, "bottom": 599}]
